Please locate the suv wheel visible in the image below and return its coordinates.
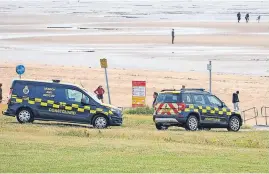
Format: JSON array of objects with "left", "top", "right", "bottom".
[
  {"left": 93, "top": 115, "right": 108, "bottom": 129},
  {"left": 16, "top": 108, "right": 34, "bottom": 123},
  {"left": 186, "top": 115, "right": 199, "bottom": 131},
  {"left": 227, "top": 116, "right": 241, "bottom": 132},
  {"left": 155, "top": 123, "right": 168, "bottom": 130}
]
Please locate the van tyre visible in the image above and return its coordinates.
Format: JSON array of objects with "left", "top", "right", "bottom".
[
  {"left": 186, "top": 115, "right": 199, "bottom": 131},
  {"left": 155, "top": 123, "right": 168, "bottom": 130},
  {"left": 16, "top": 108, "right": 34, "bottom": 124},
  {"left": 93, "top": 115, "right": 108, "bottom": 129},
  {"left": 227, "top": 116, "right": 241, "bottom": 132}
]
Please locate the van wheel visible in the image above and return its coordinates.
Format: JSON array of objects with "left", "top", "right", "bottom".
[
  {"left": 16, "top": 108, "right": 34, "bottom": 124},
  {"left": 93, "top": 115, "right": 108, "bottom": 129},
  {"left": 227, "top": 116, "right": 241, "bottom": 132},
  {"left": 186, "top": 115, "right": 199, "bottom": 131},
  {"left": 155, "top": 123, "right": 168, "bottom": 130}
]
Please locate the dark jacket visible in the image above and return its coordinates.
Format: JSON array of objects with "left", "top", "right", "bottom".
[
  {"left": 237, "top": 13, "right": 241, "bottom": 19},
  {"left": 172, "top": 31, "right": 175, "bottom": 37},
  {"left": 0, "top": 87, "right": 2, "bottom": 103},
  {"left": 232, "top": 93, "right": 239, "bottom": 103}
]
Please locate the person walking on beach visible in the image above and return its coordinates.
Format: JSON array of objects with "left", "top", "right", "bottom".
[
  {"left": 245, "top": 13, "right": 250, "bottom": 23},
  {"left": 152, "top": 92, "right": 158, "bottom": 107},
  {"left": 0, "top": 83, "right": 2, "bottom": 104},
  {"left": 94, "top": 85, "right": 105, "bottom": 103},
  {"left": 171, "top": 29, "right": 175, "bottom": 44},
  {"left": 232, "top": 91, "right": 240, "bottom": 111},
  {"left": 237, "top": 12, "right": 241, "bottom": 23},
  {"left": 257, "top": 15, "right": 261, "bottom": 23},
  {"left": 181, "top": 85, "right": 186, "bottom": 90}
]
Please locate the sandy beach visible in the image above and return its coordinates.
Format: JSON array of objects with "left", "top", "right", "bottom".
[
  {"left": 1, "top": 63, "right": 269, "bottom": 125},
  {"left": 1, "top": 0, "right": 269, "bottom": 125}
]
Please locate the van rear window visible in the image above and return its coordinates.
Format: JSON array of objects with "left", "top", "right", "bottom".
[{"left": 156, "top": 93, "right": 182, "bottom": 103}]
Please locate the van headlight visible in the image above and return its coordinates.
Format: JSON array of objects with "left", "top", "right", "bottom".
[{"left": 111, "top": 108, "right": 121, "bottom": 115}]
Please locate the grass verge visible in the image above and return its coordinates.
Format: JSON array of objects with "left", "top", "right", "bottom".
[{"left": 0, "top": 114, "right": 268, "bottom": 173}]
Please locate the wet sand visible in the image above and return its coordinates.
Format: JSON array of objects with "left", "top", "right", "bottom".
[{"left": 1, "top": 20, "right": 269, "bottom": 75}]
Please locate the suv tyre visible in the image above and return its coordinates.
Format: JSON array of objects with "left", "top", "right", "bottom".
[
  {"left": 227, "top": 116, "right": 241, "bottom": 132},
  {"left": 155, "top": 123, "right": 168, "bottom": 130},
  {"left": 186, "top": 115, "right": 199, "bottom": 131}
]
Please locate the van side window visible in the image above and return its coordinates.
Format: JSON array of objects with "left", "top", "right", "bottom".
[
  {"left": 193, "top": 94, "right": 206, "bottom": 105},
  {"left": 66, "top": 89, "right": 83, "bottom": 103},
  {"left": 182, "top": 94, "right": 192, "bottom": 104}
]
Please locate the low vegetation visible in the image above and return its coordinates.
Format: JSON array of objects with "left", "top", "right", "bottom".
[
  {"left": 124, "top": 106, "right": 154, "bottom": 115},
  {"left": 0, "top": 114, "right": 268, "bottom": 173}
]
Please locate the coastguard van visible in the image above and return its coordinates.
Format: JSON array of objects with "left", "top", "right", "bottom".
[{"left": 3, "top": 79, "right": 123, "bottom": 128}]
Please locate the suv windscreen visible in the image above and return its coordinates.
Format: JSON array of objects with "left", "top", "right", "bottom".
[{"left": 156, "top": 93, "right": 182, "bottom": 103}]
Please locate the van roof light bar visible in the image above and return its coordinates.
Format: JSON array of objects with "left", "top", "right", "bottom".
[{"left": 52, "top": 79, "right": 60, "bottom": 83}]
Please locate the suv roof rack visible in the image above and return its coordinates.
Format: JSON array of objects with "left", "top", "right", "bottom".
[
  {"left": 161, "top": 88, "right": 205, "bottom": 92},
  {"left": 181, "top": 88, "right": 205, "bottom": 91},
  {"left": 160, "top": 89, "right": 176, "bottom": 92}
]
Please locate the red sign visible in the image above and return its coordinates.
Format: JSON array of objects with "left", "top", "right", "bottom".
[{"left": 132, "top": 81, "right": 146, "bottom": 107}]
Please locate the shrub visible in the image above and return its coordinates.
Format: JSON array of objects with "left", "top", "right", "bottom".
[{"left": 124, "top": 106, "right": 154, "bottom": 115}]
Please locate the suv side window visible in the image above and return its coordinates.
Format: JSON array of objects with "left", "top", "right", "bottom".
[
  {"left": 207, "top": 95, "right": 222, "bottom": 107},
  {"left": 182, "top": 93, "right": 192, "bottom": 104},
  {"left": 193, "top": 94, "right": 206, "bottom": 105}
]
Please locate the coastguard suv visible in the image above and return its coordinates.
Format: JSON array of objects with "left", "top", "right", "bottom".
[
  {"left": 153, "top": 89, "right": 242, "bottom": 131},
  {"left": 3, "top": 79, "right": 122, "bottom": 128}
]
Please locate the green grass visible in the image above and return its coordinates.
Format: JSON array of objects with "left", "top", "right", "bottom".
[
  {"left": 124, "top": 106, "right": 154, "bottom": 115},
  {"left": 0, "top": 114, "right": 269, "bottom": 173}
]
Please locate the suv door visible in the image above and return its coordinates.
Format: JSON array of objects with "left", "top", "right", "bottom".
[
  {"left": 191, "top": 94, "right": 212, "bottom": 124},
  {"left": 206, "top": 95, "right": 229, "bottom": 125}
]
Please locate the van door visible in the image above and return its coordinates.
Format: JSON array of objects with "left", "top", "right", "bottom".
[
  {"left": 34, "top": 85, "right": 57, "bottom": 120},
  {"left": 54, "top": 88, "right": 91, "bottom": 123}
]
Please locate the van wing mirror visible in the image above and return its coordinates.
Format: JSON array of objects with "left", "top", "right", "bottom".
[{"left": 81, "top": 97, "right": 89, "bottom": 105}]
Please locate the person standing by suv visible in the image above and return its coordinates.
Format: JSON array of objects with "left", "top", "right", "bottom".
[
  {"left": 152, "top": 92, "right": 158, "bottom": 107},
  {"left": 94, "top": 85, "right": 105, "bottom": 103},
  {"left": 232, "top": 91, "right": 240, "bottom": 111},
  {"left": 0, "top": 83, "right": 2, "bottom": 103}
]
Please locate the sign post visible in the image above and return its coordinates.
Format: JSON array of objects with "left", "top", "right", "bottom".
[
  {"left": 16, "top": 65, "right": 25, "bottom": 79},
  {"left": 100, "top": 58, "right": 111, "bottom": 104},
  {"left": 207, "top": 61, "right": 212, "bottom": 93},
  {"left": 132, "top": 81, "right": 146, "bottom": 107}
]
